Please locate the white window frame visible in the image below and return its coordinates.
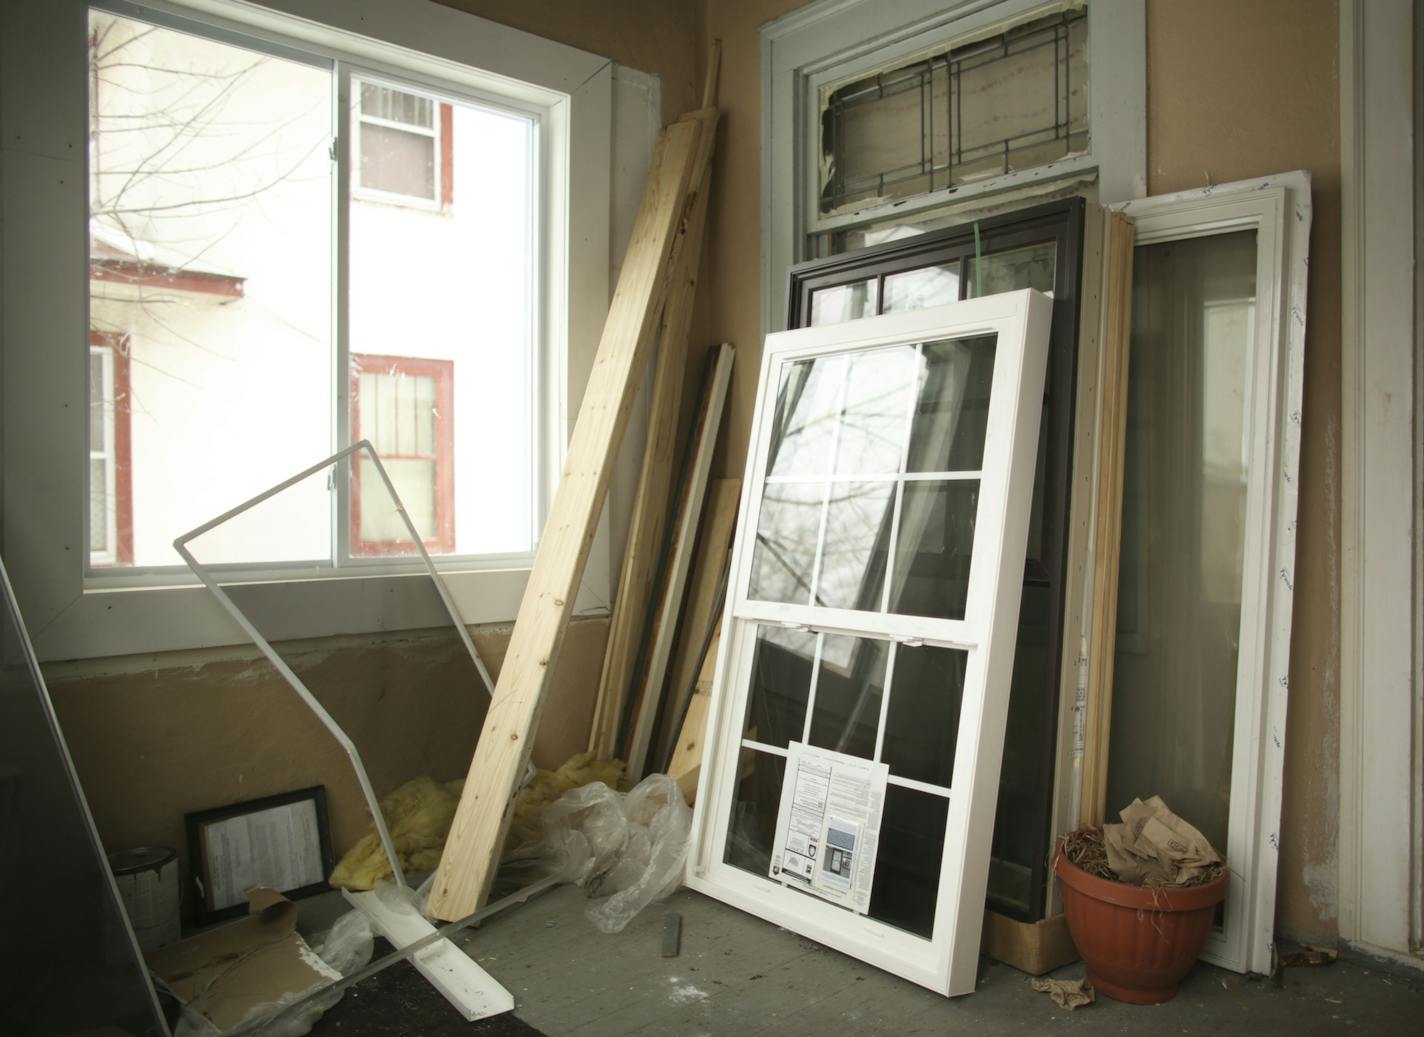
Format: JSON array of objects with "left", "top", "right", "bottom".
[
  {"left": 1113, "top": 171, "right": 1311, "bottom": 976},
  {"left": 353, "top": 79, "right": 444, "bottom": 209},
  {"left": 761, "top": 0, "right": 1145, "bottom": 333},
  {"left": 87, "top": 344, "right": 119, "bottom": 566},
  {"left": 0, "top": 0, "right": 617, "bottom": 660},
  {"left": 686, "top": 290, "right": 1053, "bottom": 996}
]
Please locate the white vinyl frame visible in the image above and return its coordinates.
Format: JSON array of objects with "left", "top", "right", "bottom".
[
  {"left": 1113, "top": 172, "right": 1311, "bottom": 976},
  {"left": 686, "top": 290, "right": 1052, "bottom": 997},
  {"left": 0, "top": 0, "right": 619, "bottom": 662},
  {"left": 760, "top": 0, "right": 1146, "bottom": 333}
]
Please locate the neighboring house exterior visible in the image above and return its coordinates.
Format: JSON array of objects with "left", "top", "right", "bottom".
[{"left": 88, "top": 11, "right": 535, "bottom": 569}]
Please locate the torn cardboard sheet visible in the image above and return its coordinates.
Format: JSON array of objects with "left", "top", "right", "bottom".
[
  {"left": 1103, "top": 796, "right": 1223, "bottom": 886},
  {"left": 1031, "top": 975, "right": 1096, "bottom": 1009},
  {"left": 147, "top": 888, "right": 340, "bottom": 1034}
]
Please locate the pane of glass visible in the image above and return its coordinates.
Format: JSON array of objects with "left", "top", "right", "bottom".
[
  {"left": 807, "top": 634, "right": 889, "bottom": 760},
  {"left": 88, "top": 10, "right": 333, "bottom": 569},
  {"left": 88, "top": 353, "right": 106, "bottom": 452},
  {"left": 767, "top": 355, "right": 846, "bottom": 477},
  {"left": 809, "top": 279, "right": 878, "bottom": 326},
  {"left": 358, "top": 455, "right": 436, "bottom": 543},
  {"left": 833, "top": 346, "right": 918, "bottom": 474},
  {"left": 868, "top": 785, "right": 948, "bottom": 938},
  {"left": 965, "top": 241, "right": 1057, "bottom": 298},
  {"left": 815, "top": 481, "right": 894, "bottom": 610},
  {"left": 350, "top": 87, "right": 535, "bottom": 556},
  {"left": 723, "top": 748, "right": 786, "bottom": 875},
  {"left": 905, "top": 335, "right": 996, "bottom": 473},
  {"left": 89, "top": 459, "right": 108, "bottom": 553},
  {"left": 360, "top": 83, "right": 434, "bottom": 128},
  {"left": 748, "top": 482, "right": 823, "bottom": 605},
  {"left": 359, "top": 122, "right": 435, "bottom": 199},
  {"left": 881, "top": 643, "right": 967, "bottom": 787},
  {"left": 881, "top": 264, "right": 960, "bottom": 312},
  {"left": 886, "top": 480, "right": 978, "bottom": 621},
  {"left": 742, "top": 626, "right": 818, "bottom": 747},
  {"left": 1106, "top": 229, "right": 1258, "bottom": 854}
]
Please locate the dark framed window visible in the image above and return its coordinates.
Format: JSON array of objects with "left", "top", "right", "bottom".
[
  {"left": 787, "top": 198, "right": 1085, "bottom": 922},
  {"left": 350, "top": 353, "right": 455, "bottom": 555}
]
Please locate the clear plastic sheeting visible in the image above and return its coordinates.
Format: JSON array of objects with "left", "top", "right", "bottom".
[{"left": 536, "top": 774, "right": 692, "bottom": 933}]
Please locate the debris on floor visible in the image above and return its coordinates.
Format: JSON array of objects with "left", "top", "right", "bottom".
[
  {"left": 330, "top": 776, "right": 465, "bottom": 891},
  {"left": 1030, "top": 974, "right": 1096, "bottom": 1009}
]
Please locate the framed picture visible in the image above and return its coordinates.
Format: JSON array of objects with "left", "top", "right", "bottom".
[{"left": 185, "top": 786, "right": 334, "bottom": 925}]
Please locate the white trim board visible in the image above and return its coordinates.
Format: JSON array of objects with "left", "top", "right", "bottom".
[
  {"left": 687, "top": 290, "right": 1053, "bottom": 996},
  {"left": 1338, "top": 0, "right": 1420, "bottom": 962},
  {"left": 1113, "top": 171, "right": 1311, "bottom": 976}
]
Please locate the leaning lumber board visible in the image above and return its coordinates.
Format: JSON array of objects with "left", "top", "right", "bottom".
[
  {"left": 622, "top": 343, "right": 734, "bottom": 778},
  {"left": 428, "top": 112, "right": 712, "bottom": 921},
  {"left": 669, "top": 626, "right": 720, "bottom": 804},
  {"left": 652, "top": 477, "right": 740, "bottom": 769},
  {"left": 589, "top": 132, "right": 719, "bottom": 759},
  {"left": 1078, "top": 212, "right": 1136, "bottom": 827}
]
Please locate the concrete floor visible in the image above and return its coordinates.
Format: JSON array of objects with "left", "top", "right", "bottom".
[{"left": 437, "top": 884, "right": 1422, "bottom": 1037}]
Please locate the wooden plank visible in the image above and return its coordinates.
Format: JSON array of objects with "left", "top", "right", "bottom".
[
  {"left": 428, "top": 112, "right": 713, "bottom": 921},
  {"left": 622, "top": 343, "right": 734, "bottom": 778},
  {"left": 651, "top": 477, "right": 740, "bottom": 770},
  {"left": 668, "top": 626, "right": 719, "bottom": 804},
  {"left": 344, "top": 888, "right": 515, "bottom": 1020},
  {"left": 588, "top": 144, "right": 718, "bottom": 759},
  {"left": 1078, "top": 213, "right": 1136, "bottom": 827}
]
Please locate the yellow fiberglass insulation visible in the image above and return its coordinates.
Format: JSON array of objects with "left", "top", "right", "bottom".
[{"left": 328, "top": 753, "right": 624, "bottom": 890}]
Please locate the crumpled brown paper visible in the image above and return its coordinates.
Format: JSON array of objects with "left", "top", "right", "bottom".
[
  {"left": 1103, "top": 795, "right": 1222, "bottom": 886},
  {"left": 1030, "top": 975, "right": 1096, "bottom": 1009}
]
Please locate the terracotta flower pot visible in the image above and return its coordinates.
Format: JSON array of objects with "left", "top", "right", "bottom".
[{"left": 1054, "top": 854, "right": 1229, "bottom": 1004}]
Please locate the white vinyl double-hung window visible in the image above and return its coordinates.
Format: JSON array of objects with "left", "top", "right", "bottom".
[
  {"left": 687, "top": 290, "right": 1053, "bottom": 996},
  {"left": 0, "top": 0, "right": 617, "bottom": 659}
]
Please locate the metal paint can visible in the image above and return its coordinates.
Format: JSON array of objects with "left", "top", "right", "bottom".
[{"left": 109, "top": 846, "right": 181, "bottom": 951}]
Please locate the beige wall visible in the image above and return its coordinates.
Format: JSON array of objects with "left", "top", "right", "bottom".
[{"left": 694, "top": 0, "right": 1342, "bottom": 942}]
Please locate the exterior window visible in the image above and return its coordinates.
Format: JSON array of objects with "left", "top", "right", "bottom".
[
  {"left": 351, "top": 354, "right": 454, "bottom": 554},
  {"left": 356, "top": 82, "right": 455, "bottom": 207},
  {"left": 85, "top": 6, "right": 535, "bottom": 571},
  {"left": 87, "top": 331, "right": 132, "bottom": 566}
]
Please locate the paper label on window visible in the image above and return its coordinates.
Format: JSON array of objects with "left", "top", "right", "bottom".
[{"left": 768, "top": 742, "right": 887, "bottom": 914}]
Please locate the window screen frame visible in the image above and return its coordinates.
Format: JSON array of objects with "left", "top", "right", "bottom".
[
  {"left": 686, "top": 289, "right": 1053, "bottom": 996},
  {"left": 787, "top": 199, "right": 1085, "bottom": 921}
]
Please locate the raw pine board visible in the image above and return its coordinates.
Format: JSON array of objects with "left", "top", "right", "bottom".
[{"left": 428, "top": 111, "right": 712, "bottom": 920}]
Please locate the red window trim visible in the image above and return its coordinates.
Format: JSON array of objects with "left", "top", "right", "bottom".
[
  {"left": 90, "top": 329, "right": 133, "bottom": 566},
  {"left": 440, "top": 102, "right": 454, "bottom": 209},
  {"left": 90, "top": 260, "right": 245, "bottom": 298},
  {"left": 350, "top": 353, "right": 455, "bottom": 555}
]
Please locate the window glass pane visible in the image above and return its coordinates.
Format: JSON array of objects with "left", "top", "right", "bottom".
[
  {"left": 833, "top": 346, "right": 918, "bottom": 474},
  {"left": 723, "top": 747, "right": 786, "bottom": 875},
  {"left": 360, "top": 83, "right": 433, "bottom": 128},
  {"left": 350, "top": 89, "right": 534, "bottom": 557},
  {"left": 816, "top": 481, "right": 894, "bottom": 610},
  {"left": 748, "top": 482, "right": 823, "bottom": 605},
  {"left": 88, "top": 353, "right": 106, "bottom": 452},
  {"left": 881, "top": 643, "right": 966, "bottom": 787},
  {"left": 881, "top": 264, "right": 959, "bottom": 312},
  {"left": 767, "top": 355, "right": 846, "bottom": 477},
  {"left": 966, "top": 241, "right": 1057, "bottom": 298},
  {"left": 87, "top": 9, "right": 333, "bottom": 568},
  {"left": 806, "top": 634, "right": 889, "bottom": 760},
  {"left": 905, "top": 335, "right": 996, "bottom": 473},
  {"left": 867, "top": 785, "right": 947, "bottom": 937},
  {"left": 819, "top": 10, "right": 1087, "bottom": 216},
  {"left": 742, "top": 626, "right": 817, "bottom": 747},
  {"left": 359, "top": 122, "right": 435, "bottom": 200},
  {"left": 89, "top": 459, "right": 108, "bottom": 553},
  {"left": 886, "top": 480, "right": 978, "bottom": 620},
  {"left": 1106, "top": 230, "right": 1258, "bottom": 854},
  {"left": 358, "top": 455, "right": 435, "bottom": 542},
  {"left": 809, "top": 279, "right": 877, "bottom": 326}
]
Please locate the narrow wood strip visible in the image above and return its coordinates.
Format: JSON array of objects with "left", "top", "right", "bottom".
[
  {"left": 622, "top": 343, "right": 735, "bottom": 778},
  {"left": 668, "top": 626, "right": 720, "bottom": 804},
  {"left": 1079, "top": 213, "right": 1136, "bottom": 827},
  {"left": 428, "top": 114, "right": 710, "bottom": 921}
]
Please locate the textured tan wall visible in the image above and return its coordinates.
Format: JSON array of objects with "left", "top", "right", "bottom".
[
  {"left": 47, "top": 617, "right": 607, "bottom": 918},
  {"left": 695, "top": 0, "right": 1342, "bottom": 942}
]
